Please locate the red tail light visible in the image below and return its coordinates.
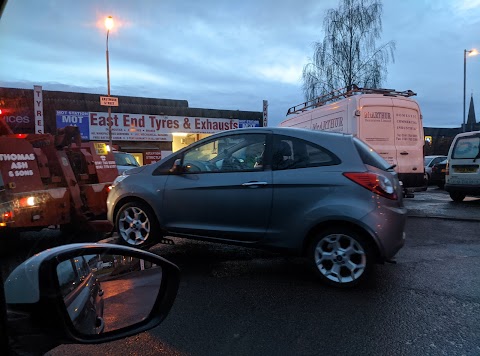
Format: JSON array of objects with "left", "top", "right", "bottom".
[{"left": 343, "top": 172, "right": 398, "bottom": 200}]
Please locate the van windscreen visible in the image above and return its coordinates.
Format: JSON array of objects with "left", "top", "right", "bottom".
[{"left": 452, "top": 136, "right": 480, "bottom": 159}]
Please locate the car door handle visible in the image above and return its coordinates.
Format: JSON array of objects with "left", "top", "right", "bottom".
[
  {"left": 400, "top": 152, "right": 409, "bottom": 155},
  {"left": 242, "top": 181, "right": 268, "bottom": 187}
]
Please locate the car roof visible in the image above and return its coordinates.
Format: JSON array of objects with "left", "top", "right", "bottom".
[{"left": 211, "top": 126, "right": 352, "bottom": 140}]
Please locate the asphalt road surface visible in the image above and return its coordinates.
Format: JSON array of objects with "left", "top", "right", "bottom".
[
  {"left": 3, "top": 188, "right": 479, "bottom": 355},
  {"left": 46, "top": 215, "right": 480, "bottom": 356},
  {"left": 101, "top": 268, "right": 163, "bottom": 332}
]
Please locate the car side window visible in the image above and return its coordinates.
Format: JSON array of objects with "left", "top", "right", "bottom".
[
  {"left": 182, "top": 134, "right": 267, "bottom": 173},
  {"left": 57, "top": 259, "right": 80, "bottom": 297},
  {"left": 272, "top": 135, "right": 340, "bottom": 170},
  {"left": 431, "top": 157, "right": 445, "bottom": 166}
]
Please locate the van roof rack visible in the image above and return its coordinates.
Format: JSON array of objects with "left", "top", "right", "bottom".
[{"left": 286, "top": 85, "right": 417, "bottom": 116}]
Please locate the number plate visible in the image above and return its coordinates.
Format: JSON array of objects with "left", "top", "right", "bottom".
[{"left": 454, "top": 166, "right": 477, "bottom": 173}]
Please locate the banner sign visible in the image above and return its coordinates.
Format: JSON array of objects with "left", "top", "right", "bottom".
[
  {"left": 0, "top": 108, "right": 34, "bottom": 133},
  {"left": 33, "top": 85, "right": 44, "bottom": 134},
  {"left": 262, "top": 100, "right": 268, "bottom": 127},
  {"left": 239, "top": 119, "right": 260, "bottom": 128},
  {"left": 56, "top": 111, "right": 90, "bottom": 140},
  {"left": 144, "top": 151, "right": 163, "bottom": 165},
  {"left": 56, "top": 111, "right": 249, "bottom": 142}
]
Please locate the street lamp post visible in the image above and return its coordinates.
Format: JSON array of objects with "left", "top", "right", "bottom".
[
  {"left": 105, "top": 16, "right": 114, "bottom": 147},
  {"left": 463, "top": 48, "right": 478, "bottom": 132}
]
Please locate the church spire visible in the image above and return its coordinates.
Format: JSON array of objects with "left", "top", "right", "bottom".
[{"left": 466, "top": 94, "right": 477, "bottom": 131}]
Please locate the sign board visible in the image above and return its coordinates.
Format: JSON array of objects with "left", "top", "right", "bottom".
[
  {"left": 55, "top": 111, "right": 90, "bottom": 140},
  {"left": 262, "top": 100, "right": 268, "bottom": 127},
  {"left": 239, "top": 119, "right": 260, "bottom": 128},
  {"left": 33, "top": 85, "right": 44, "bottom": 134},
  {"left": 56, "top": 110, "right": 260, "bottom": 142},
  {"left": 100, "top": 96, "right": 119, "bottom": 107},
  {"left": 93, "top": 142, "right": 109, "bottom": 155},
  {"left": 144, "top": 151, "right": 163, "bottom": 165}
]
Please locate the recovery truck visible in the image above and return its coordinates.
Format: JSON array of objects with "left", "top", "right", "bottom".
[{"left": 0, "top": 119, "right": 118, "bottom": 235}]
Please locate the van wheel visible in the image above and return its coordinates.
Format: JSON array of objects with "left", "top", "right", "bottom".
[
  {"left": 307, "top": 227, "right": 374, "bottom": 288},
  {"left": 115, "top": 201, "right": 160, "bottom": 249},
  {"left": 449, "top": 192, "right": 466, "bottom": 202}
]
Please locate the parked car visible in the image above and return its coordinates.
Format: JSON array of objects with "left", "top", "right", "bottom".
[
  {"left": 113, "top": 151, "right": 141, "bottom": 175},
  {"left": 430, "top": 159, "right": 448, "bottom": 189},
  {"left": 424, "top": 155, "right": 447, "bottom": 182},
  {"left": 107, "top": 127, "right": 407, "bottom": 288},
  {"left": 56, "top": 256, "right": 105, "bottom": 335},
  {"left": 445, "top": 130, "right": 480, "bottom": 201}
]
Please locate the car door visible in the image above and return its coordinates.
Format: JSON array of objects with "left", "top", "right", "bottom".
[
  {"left": 162, "top": 132, "right": 273, "bottom": 242},
  {"left": 267, "top": 134, "right": 342, "bottom": 248}
]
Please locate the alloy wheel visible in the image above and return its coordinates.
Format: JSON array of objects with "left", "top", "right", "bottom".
[
  {"left": 118, "top": 206, "right": 151, "bottom": 246},
  {"left": 313, "top": 233, "right": 367, "bottom": 284}
]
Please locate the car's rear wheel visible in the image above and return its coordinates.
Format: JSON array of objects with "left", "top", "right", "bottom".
[
  {"left": 115, "top": 201, "right": 160, "bottom": 248},
  {"left": 308, "top": 227, "right": 374, "bottom": 288},
  {"left": 449, "top": 192, "right": 466, "bottom": 202}
]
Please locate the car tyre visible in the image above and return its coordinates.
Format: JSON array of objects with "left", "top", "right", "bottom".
[
  {"left": 449, "top": 192, "right": 466, "bottom": 202},
  {"left": 308, "top": 227, "right": 374, "bottom": 288},
  {"left": 115, "top": 201, "right": 161, "bottom": 249}
]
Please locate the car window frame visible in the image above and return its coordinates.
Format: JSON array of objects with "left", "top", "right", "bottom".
[
  {"left": 155, "top": 132, "right": 272, "bottom": 175},
  {"left": 271, "top": 134, "right": 341, "bottom": 171}
]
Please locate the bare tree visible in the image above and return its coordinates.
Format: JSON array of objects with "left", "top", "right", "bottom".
[{"left": 302, "top": 0, "right": 395, "bottom": 100}]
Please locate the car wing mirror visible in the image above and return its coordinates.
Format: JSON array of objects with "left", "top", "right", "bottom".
[
  {"left": 4, "top": 243, "right": 179, "bottom": 353},
  {"left": 170, "top": 158, "right": 184, "bottom": 174}
]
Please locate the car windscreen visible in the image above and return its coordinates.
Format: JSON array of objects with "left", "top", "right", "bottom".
[
  {"left": 114, "top": 153, "right": 140, "bottom": 167},
  {"left": 451, "top": 135, "right": 480, "bottom": 159},
  {"left": 353, "top": 137, "right": 391, "bottom": 171}
]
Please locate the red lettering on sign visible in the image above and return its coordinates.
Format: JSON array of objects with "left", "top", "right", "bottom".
[{"left": 90, "top": 113, "right": 98, "bottom": 125}]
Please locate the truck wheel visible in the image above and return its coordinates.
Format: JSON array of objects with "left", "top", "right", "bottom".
[
  {"left": 307, "top": 227, "right": 374, "bottom": 288},
  {"left": 115, "top": 201, "right": 160, "bottom": 248},
  {"left": 449, "top": 192, "right": 466, "bottom": 202}
]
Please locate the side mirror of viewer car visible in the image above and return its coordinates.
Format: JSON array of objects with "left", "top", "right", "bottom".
[{"left": 4, "top": 243, "right": 180, "bottom": 354}]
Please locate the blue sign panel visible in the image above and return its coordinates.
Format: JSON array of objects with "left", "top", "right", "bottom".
[
  {"left": 56, "top": 111, "right": 90, "bottom": 140},
  {"left": 239, "top": 119, "right": 260, "bottom": 128}
]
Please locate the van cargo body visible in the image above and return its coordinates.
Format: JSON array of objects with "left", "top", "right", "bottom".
[
  {"left": 445, "top": 130, "right": 480, "bottom": 201},
  {"left": 281, "top": 88, "right": 425, "bottom": 190}
]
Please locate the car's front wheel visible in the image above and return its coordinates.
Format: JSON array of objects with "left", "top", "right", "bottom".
[
  {"left": 308, "top": 228, "right": 374, "bottom": 288},
  {"left": 449, "top": 192, "right": 466, "bottom": 202},
  {"left": 115, "top": 201, "right": 160, "bottom": 248}
]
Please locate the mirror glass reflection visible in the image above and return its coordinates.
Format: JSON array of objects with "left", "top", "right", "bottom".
[{"left": 56, "top": 254, "right": 163, "bottom": 334}]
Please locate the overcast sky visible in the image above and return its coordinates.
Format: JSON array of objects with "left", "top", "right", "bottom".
[{"left": 1, "top": 0, "right": 479, "bottom": 128}]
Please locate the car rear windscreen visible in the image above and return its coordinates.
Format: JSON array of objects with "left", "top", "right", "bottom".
[
  {"left": 452, "top": 135, "right": 480, "bottom": 159},
  {"left": 353, "top": 137, "right": 391, "bottom": 171}
]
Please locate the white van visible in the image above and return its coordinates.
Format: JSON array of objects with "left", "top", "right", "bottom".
[
  {"left": 280, "top": 87, "right": 425, "bottom": 193},
  {"left": 445, "top": 130, "right": 480, "bottom": 201}
]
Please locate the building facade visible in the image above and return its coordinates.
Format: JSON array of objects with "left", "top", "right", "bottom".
[{"left": 0, "top": 87, "right": 264, "bottom": 165}]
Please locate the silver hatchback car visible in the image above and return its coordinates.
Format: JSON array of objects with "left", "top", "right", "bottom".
[{"left": 107, "top": 128, "right": 406, "bottom": 287}]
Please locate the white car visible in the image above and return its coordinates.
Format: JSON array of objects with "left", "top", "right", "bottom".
[{"left": 113, "top": 151, "right": 141, "bottom": 175}]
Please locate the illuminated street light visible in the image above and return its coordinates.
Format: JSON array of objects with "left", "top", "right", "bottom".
[
  {"left": 463, "top": 48, "right": 478, "bottom": 132},
  {"left": 105, "top": 16, "right": 114, "bottom": 147}
]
